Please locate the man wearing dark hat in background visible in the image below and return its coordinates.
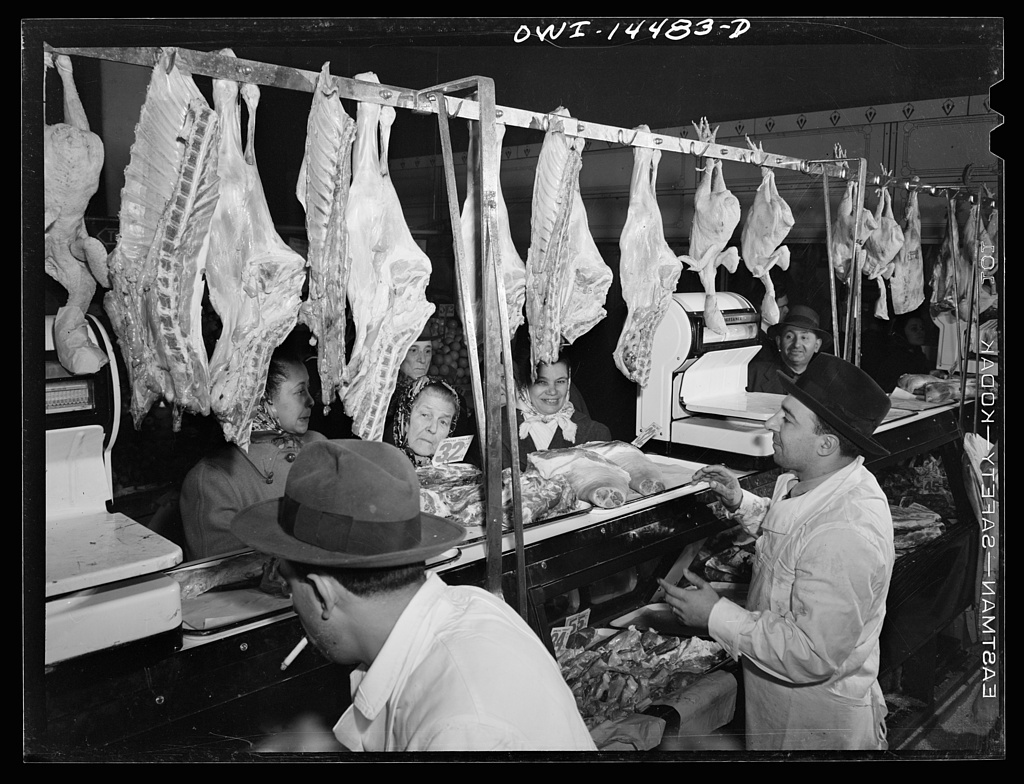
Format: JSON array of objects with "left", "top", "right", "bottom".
[
  {"left": 659, "top": 354, "right": 895, "bottom": 751},
  {"left": 747, "top": 304, "right": 832, "bottom": 394},
  {"left": 232, "top": 439, "right": 596, "bottom": 753}
]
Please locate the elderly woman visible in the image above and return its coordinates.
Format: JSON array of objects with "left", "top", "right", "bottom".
[
  {"left": 179, "top": 345, "right": 326, "bottom": 560},
  {"left": 386, "top": 376, "right": 462, "bottom": 466}
]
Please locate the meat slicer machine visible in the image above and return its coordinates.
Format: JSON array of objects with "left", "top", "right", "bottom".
[
  {"left": 43, "top": 314, "right": 183, "bottom": 665},
  {"left": 637, "top": 292, "right": 783, "bottom": 457}
]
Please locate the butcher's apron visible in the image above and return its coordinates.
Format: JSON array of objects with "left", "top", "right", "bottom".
[{"left": 743, "top": 470, "right": 889, "bottom": 751}]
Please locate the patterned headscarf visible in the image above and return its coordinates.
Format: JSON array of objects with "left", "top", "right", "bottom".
[
  {"left": 391, "top": 376, "right": 461, "bottom": 466},
  {"left": 516, "top": 387, "right": 576, "bottom": 450}
]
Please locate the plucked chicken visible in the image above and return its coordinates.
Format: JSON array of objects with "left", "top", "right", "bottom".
[
  {"left": 205, "top": 51, "right": 307, "bottom": 450},
  {"left": 341, "top": 72, "right": 435, "bottom": 442},
  {"left": 679, "top": 119, "right": 741, "bottom": 336},
  {"left": 889, "top": 190, "right": 924, "bottom": 315},
  {"left": 460, "top": 119, "right": 527, "bottom": 345},
  {"left": 295, "top": 62, "right": 356, "bottom": 412},
  {"left": 44, "top": 53, "right": 109, "bottom": 376},
  {"left": 105, "top": 50, "right": 219, "bottom": 428},
  {"left": 740, "top": 139, "right": 794, "bottom": 327},
  {"left": 613, "top": 129, "right": 683, "bottom": 387},
  {"left": 525, "top": 107, "right": 613, "bottom": 368},
  {"left": 829, "top": 179, "right": 878, "bottom": 283},
  {"left": 861, "top": 185, "right": 904, "bottom": 319}
]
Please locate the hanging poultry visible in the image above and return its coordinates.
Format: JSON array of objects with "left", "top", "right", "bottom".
[
  {"left": 889, "top": 189, "right": 924, "bottom": 315},
  {"left": 829, "top": 179, "right": 878, "bottom": 283},
  {"left": 861, "top": 178, "right": 904, "bottom": 319}
]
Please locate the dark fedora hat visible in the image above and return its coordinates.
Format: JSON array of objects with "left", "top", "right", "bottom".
[
  {"left": 231, "top": 440, "right": 465, "bottom": 567},
  {"left": 768, "top": 305, "right": 832, "bottom": 348},
  {"left": 777, "top": 354, "right": 891, "bottom": 457}
]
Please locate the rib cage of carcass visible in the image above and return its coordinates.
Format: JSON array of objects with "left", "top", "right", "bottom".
[
  {"left": 525, "top": 107, "right": 613, "bottom": 370},
  {"left": 613, "top": 128, "right": 683, "bottom": 387},
  {"left": 204, "top": 51, "right": 307, "bottom": 450},
  {"left": 44, "top": 53, "right": 110, "bottom": 377},
  {"left": 295, "top": 63, "right": 357, "bottom": 413},
  {"left": 104, "top": 50, "right": 220, "bottom": 430},
  {"left": 341, "top": 72, "right": 435, "bottom": 442}
]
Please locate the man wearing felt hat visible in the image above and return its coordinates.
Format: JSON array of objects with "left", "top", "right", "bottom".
[
  {"left": 231, "top": 438, "right": 596, "bottom": 752},
  {"left": 747, "top": 304, "right": 832, "bottom": 394},
  {"left": 660, "top": 354, "right": 895, "bottom": 751}
]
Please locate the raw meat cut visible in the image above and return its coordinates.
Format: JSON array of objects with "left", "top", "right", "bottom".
[
  {"left": 829, "top": 179, "right": 878, "bottom": 283},
  {"left": 525, "top": 106, "right": 613, "bottom": 368},
  {"left": 528, "top": 447, "right": 631, "bottom": 508},
  {"left": 205, "top": 51, "right": 307, "bottom": 450},
  {"left": 679, "top": 119, "right": 741, "bottom": 337},
  {"left": 295, "top": 62, "right": 356, "bottom": 412},
  {"left": 341, "top": 72, "right": 435, "bottom": 442},
  {"left": 889, "top": 190, "right": 924, "bottom": 315},
  {"left": 958, "top": 193, "right": 999, "bottom": 319},
  {"left": 613, "top": 128, "right": 684, "bottom": 387},
  {"left": 105, "top": 51, "right": 219, "bottom": 428},
  {"left": 44, "top": 53, "right": 109, "bottom": 376},
  {"left": 861, "top": 185, "right": 904, "bottom": 319},
  {"left": 460, "top": 119, "right": 527, "bottom": 344},
  {"left": 929, "top": 198, "right": 971, "bottom": 319},
  {"left": 578, "top": 440, "right": 666, "bottom": 496},
  {"left": 740, "top": 139, "right": 795, "bottom": 326}
]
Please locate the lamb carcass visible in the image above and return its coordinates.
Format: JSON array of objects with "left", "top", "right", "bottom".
[
  {"left": 861, "top": 185, "right": 904, "bottom": 319},
  {"left": 460, "top": 119, "right": 527, "bottom": 344},
  {"left": 889, "top": 190, "right": 924, "bottom": 315},
  {"left": 205, "top": 52, "right": 307, "bottom": 450},
  {"left": 740, "top": 139, "right": 794, "bottom": 327},
  {"left": 829, "top": 179, "right": 878, "bottom": 283},
  {"left": 295, "top": 62, "right": 356, "bottom": 412},
  {"left": 104, "top": 50, "right": 219, "bottom": 428},
  {"left": 525, "top": 106, "right": 613, "bottom": 368},
  {"left": 613, "top": 129, "right": 683, "bottom": 387},
  {"left": 341, "top": 72, "right": 435, "bottom": 441},
  {"left": 679, "top": 119, "right": 741, "bottom": 337},
  {"left": 44, "top": 53, "right": 109, "bottom": 376}
]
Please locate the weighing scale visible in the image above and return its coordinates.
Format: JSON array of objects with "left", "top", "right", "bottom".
[
  {"left": 637, "top": 292, "right": 783, "bottom": 456},
  {"left": 44, "top": 314, "right": 183, "bottom": 665}
]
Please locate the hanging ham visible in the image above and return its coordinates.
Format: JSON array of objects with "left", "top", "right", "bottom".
[
  {"left": 341, "top": 72, "right": 435, "bottom": 442},
  {"left": 295, "top": 62, "right": 356, "bottom": 413},
  {"left": 44, "top": 53, "right": 109, "bottom": 376},
  {"left": 525, "top": 106, "right": 612, "bottom": 369},
  {"left": 613, "top": 129, "right": 683, "bottom": 387},
  {"left": 889, "top": 190, "right": 924, "bottom": 315},
  {"left": 861, "top": 185, "right": 904, "bottom": 319},
  {"left": 740, "top": 139, "right": 794, "bottom": 327},
  {"left": 679, "top": 119, "right": 741, "bottom": 337},
  {"left": 205, "top": 51, "right": 307, "bottom": 450},
  {"left": 104, "top": 50, "right": 219, "bottom": 429},
  {"left": 829, "top": 179, "right": 878, "bottom": 283}
]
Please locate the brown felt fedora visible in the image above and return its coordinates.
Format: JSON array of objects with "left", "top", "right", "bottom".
[
  {"left": 231, "top": 439, "right": 465, "bottom": 567},
  {"left": 777, "top": 353, "right": 891, "bottom": 457}
]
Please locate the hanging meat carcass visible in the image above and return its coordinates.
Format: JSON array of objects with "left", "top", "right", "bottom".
[
  {"left": 613, "top": 128, "right": 683, "bottom": 387},
  {"left": 341, "top": 72, "right": 435, "bottom": 441},
  {"left": 105, "top": 49, "right": 220, "bottom": 428},
  {"left": 929, "top": 197, "right": 971, "bottom": 319},
  {"left": 679, "top": 119, "right": 741, "bottom": 337},
  {"left": 295, "top": 62, "right": 356, "bottom": 412},
  {"left": 460, "top": 119, "right": 527, "bottom": 345},
  {"left": 44, "top": 53, "right": 109, "bottom": 376},
  {"left": 205, "top": 51, "right": 307, "bottom": 450},
  {"left": 889, "top": 190, "right": 924, "bottom": 316},
  {"left": 525, "top": 107, "right": 613, "bottom": 369},
  {"left": 958, "top": 191, "right": 999, "bottom": 319},
  {"left": 740, "top": 139, "right": 795, "bottom": 327},
  {"left": 829, "top": 179, "right": 878, "bottom": 283},
  {"left": 861, "top": 184, "right": 904, "bottom": 319}
]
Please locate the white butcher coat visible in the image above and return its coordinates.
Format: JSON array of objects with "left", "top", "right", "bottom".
[{"left": 708, "top": 457, "right": 895, "bottom": 750}]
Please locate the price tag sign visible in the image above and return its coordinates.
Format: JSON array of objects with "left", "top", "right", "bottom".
[
  {"left": 550, "top": 626, "right": 572, "bottom": 656},
  {"left": 565, "top": 609, "right": 591, "bottom": 635},
  {"left": 432, "top": 436, "right": 473, "bottom": 465}
]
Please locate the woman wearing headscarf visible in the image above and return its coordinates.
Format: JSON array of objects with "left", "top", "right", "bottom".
[{"left": 385, "top": 375, "right": 462, "bottom": 467}]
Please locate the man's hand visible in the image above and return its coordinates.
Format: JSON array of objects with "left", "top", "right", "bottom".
[
  {"left": 657, "top": 569, "right": 721, "bottom": 629},
  {"left": 691, "top": 465, "right": 743, "bottom": 512}
]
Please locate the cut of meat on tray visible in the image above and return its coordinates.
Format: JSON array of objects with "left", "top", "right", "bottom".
[
  {"left": 44, "top": 53, "right": 110, "bottom": 377},
  {"left": 341, "top": 72, "right": 435, "bottom": 442},
  {"left": 679, "top": 119, "right": 741, "bottom": 337},
  {"left": 525, "top": 106, "right": 613, "bottom": 369},
  {"left": 528, "top": 447, "right": 631, "bottom": 508},
  {"left": 104, "top": 50, "right": 220, "bottom": 430},
  {"left": 613, "top": 128, "right": 683, "bottom": 387},
  {"left": 295, "top": 63, "right": 356, "bottom": 412},
  {"left": 890, "top": 190, "right": 924, "bottom": 315},
  {"left": 861, "top": 182, "right": 904, "bottom": 320},
  {"left": 740, "top": 138, "right": 795, "bottom": 327},
  {"left": 888, "top": 501, "right": 941, "bottom": 531},
  {"left": 205, "top": 51, "right": 307, "bottom": 450},
  {"left": 829, "top": 179, "right": 878, "bottom": 284},
  {"left": 578, "top": 440, "right": 667, "bottom": 496}
]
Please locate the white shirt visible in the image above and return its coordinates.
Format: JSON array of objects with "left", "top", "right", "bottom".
[{"left": 333, "top": 573, "right": 597, "bottom": 752}]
